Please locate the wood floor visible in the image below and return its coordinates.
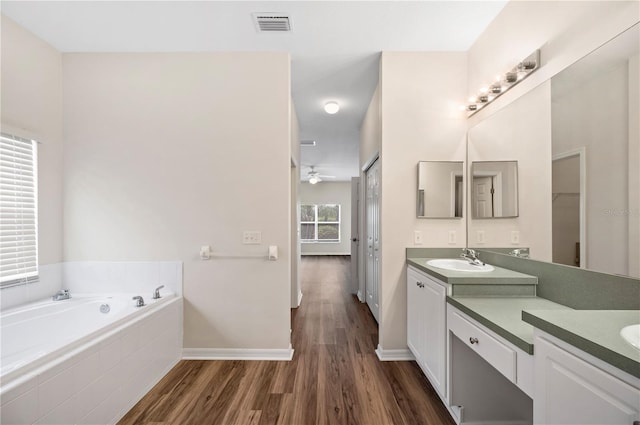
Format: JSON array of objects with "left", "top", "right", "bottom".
[{"left": 118, "top": 256, "right": 454, "bottom": 425}]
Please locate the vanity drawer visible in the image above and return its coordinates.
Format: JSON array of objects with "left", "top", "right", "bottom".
[{"left": 448, "top": 307, "right": 517, "bottom": 382}]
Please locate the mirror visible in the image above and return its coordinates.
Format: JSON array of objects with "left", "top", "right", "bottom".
[
  {"left": 417, "top": 161, "right": 464, "bottom": 218},
  {"left": 471, "top": 161, "right": 519, "bottom": 218},
  {"left": 467, "top": 23, "right": 639, "bottom": 279},
  {"left": 550, "top": 23, "right": 639, "bottom": 277}
]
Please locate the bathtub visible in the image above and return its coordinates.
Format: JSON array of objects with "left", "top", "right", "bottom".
[{"left": 0, "top": 292, "right": 183, "bottom": 425}]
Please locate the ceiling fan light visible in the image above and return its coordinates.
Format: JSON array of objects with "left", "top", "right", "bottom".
[
  {"left": 309, "top": 176, "right": 319, "bottom": 184},
  {"left": 324, "top": 101, "right": 340, "bottom": 114}
]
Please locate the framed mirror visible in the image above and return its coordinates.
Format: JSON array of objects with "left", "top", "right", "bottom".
[
  {"left": 471, "top": 161, "right": 519, "bottom": 218},
  {"left": 417, "top": 161, "right": 463, "bottom": 218}
]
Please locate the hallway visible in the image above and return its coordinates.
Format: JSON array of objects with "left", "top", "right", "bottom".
[{"left": 119, "top": 256, "right": 453, "bottom": 425}]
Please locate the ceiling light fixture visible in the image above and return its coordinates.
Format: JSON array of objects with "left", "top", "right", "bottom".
[
  {"left": 309, "top": 176, "right": 320, "bottom": 184},
  {"left": 463, "top": 50, "right": 540, "bottom": 117},
  {"left": 324, "top": 101, "right": 340, "bottom": 114}
]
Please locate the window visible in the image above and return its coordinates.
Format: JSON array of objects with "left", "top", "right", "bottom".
[
  {"left": 300, "top": 204, "right": 340, "bottom": 243},
  {"left": 0, "top": 133, "right": 38, "bottom": 287}
]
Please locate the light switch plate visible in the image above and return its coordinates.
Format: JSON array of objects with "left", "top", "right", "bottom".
[
  {"left": 243, "top": 231, "right": 262, "bottom": 244},
  {"left": 414, "top": 230, "right": 423, "bottom": 245},
  {"left": 448, "top": 230, "right": 456, "bottom": 245},
  {"left": 511, "top": 231, "right": 520, "bottom": 244},
  {"left": 476, "top": 230, "right": 486, "bottom": 244}
]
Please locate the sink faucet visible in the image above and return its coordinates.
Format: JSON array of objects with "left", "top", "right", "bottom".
[
  {"left": 509, "top": 248, "right": 530, "bottom": 259},
  {"left": 132, "top": 295, "right": 145, "bottom": 307},
  {"left": 461, "top": 248, "right": 485, "bottom": 266},
  {"left": 153, "top": 285, "right": 164, "bottom": 300},
  {"left": 52, "top": 289, "right": 71, "bottom": 301}
]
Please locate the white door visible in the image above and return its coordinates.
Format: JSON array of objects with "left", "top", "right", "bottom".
[
  {"left": 350, "top": 177, "right": 360, "bottom": 294},
  {"left": 365, "top": 160, "right": 380, "bottom": 322},
  {"left": 473, "top": 176, "right": 494, "bottom": 218}
]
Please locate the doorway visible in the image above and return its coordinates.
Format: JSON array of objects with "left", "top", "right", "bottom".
[{"left": 552, "top": 148, "right": 586, "bottom": 268}]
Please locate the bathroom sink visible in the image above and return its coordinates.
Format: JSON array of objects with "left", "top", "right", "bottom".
[
  {"left": 426, "top": 259, "right": 495, "bottom": 272},
  {"left": 620, "top": 324, "right": 640, "bottom": 350}
]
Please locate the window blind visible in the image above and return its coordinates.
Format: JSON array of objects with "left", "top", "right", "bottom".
[{"left": 0, "top": 133, "right": 38, "bottom": 286}]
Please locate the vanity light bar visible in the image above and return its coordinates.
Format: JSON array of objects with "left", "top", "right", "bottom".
[{"left": 463, "top": 50, "right": 540, "bottom": 116}]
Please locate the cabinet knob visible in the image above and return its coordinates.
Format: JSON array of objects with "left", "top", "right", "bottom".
[{"left": 469, "top": 337, "right": 479, "bottom": 345}]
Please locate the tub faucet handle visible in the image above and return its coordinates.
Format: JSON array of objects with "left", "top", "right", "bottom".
[
  {"left": 132, "top": 295, "right": 145, "bottom": 307},
  {"left": 153, "top": 285, "right": 164, "bottom": 299}
]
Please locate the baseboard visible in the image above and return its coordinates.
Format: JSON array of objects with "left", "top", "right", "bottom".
[
  {"left": 301, "top": 252, "right": 351, "bottom": 256},
  {"left": 375, "top": 344, "right": 415, "bottom": 361},
  {"left": 297, "top": 290, "right": 303, "bottom": 306},
  {"left": 183, "top": 344, "right": 294, "bottom": 361},
  {"left": 357, "top": 290, "right": 364, "bottom": 302}
]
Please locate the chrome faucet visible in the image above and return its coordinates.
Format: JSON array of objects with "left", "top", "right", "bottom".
[
  {"left": 52, "top": 289, "right": 71, "bottom": 301},
  {"left": 132, "top": 295, "right": 145, "bottom": 307},
  {"left": 461, "top": 248, "right": 485, "bottom": 266},
  {"left": 509, "top": 248, "right": 530, "bottom": 259},
  {"left": 153, "top": 285, "right": 164, "bottom": 300}
]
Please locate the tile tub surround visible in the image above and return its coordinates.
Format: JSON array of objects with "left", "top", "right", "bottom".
[
  {"left": 523, "top": 309, "right": 640, "bottom": 379},
  {"left": 447, "top": 296, "right": 572, "bottom": 354},
  {"left": 0, "top": 263, "right": 63, "bottom": 311},
  {"left": 476, "top": 250, "right": 640, "bottom": 310},
  {"left": 0, "top": 297, "right": 183, "bottom": 425}
]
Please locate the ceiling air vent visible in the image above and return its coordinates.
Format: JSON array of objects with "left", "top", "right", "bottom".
[{"left": 253, "top": 13, "right": 291, "bottom": 32}]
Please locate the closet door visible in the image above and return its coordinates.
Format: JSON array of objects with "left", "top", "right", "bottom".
[{"left": 365, "top": 159, "right": 380, "bottom": 322}]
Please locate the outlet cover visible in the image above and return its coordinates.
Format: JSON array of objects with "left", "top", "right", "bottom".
[
  {"left": 476, "top": 230, "right": 486, "bottom": 244},
  {"left": 448, "top": 230, "right": 456, "bottom": 245},
  {"left": 511, "top": 231, "right": 520, "bottom": 244},
  {"left": 414, "top": 230, "right": 423, "bottom": 245},
  {"left": 243, "top": 231, "right": 262, "bottom": 244}
]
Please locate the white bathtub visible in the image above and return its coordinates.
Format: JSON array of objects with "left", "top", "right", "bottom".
[{"left": 0, "top": 292, "right": 183, "bottom": 425}]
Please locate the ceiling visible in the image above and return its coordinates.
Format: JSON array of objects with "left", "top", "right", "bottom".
[{"left": 1, "top": 1, "right": 507, "bottom": 182}]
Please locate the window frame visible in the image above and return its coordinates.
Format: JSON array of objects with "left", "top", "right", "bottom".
[
  {"left": 300, "top": 203, "right": 341, "bottom": 243},
  {"left": 0, "top": 133, "right": 39, "bottom": 288}
]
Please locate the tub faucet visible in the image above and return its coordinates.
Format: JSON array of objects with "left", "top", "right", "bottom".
[
  {"left": 153, "top": 285, "right": 164, "bottom": 300},
  {"left": 52, "top": 289, "right": 71, "bottom": 301},
  {"left": 461, "top": 248, "right": 485, "bottom": 266},
  {"left": 132, "top": 295, "right": 145, "bottom": 307}
]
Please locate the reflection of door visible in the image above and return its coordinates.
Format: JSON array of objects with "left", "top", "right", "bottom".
[
  {"left": 350, "top": 177, "right": 360, "bottom": 294},
  {"left": 552, "top": 149, "right": 585, "bottom": 268},
  {"left": 474, "top": 176, "right": 494, "bottom": 218},
  {"left": 365, "top": 160, "right": 380, "bottom": 322}
]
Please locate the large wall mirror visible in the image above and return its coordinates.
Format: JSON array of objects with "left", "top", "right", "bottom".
[
  {"left": 468, "top": 23, "right": 639, "bottom": 279},
  {"left": 550, "top": 23, "right": 639, "bottom": 277},
  {"left": 471, "top": 161, "right": 519, "bottom": 218},
  {"left": 417, "top": 161, "right": 463, "bottom": 218}
]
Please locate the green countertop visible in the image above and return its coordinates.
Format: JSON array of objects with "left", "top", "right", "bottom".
[
  {"left": 446, "top": 296, "right": 572, "bottom": 354},
  {"left": 522, "top": 310, "right": 640, "bottom": 379},
  {"left": 407, "top": 257, "right": 537, "bottom": 285}
]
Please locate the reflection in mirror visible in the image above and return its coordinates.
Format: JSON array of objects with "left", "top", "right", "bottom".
[
  {"left": 551, "top": 23, "right": 639, "bottom": 278},
  {"left": 417, "top": 161, "right": 463, "bottom": 218},
  {"left": 471, "top": 161, "right": 519, "bottom": 218}
]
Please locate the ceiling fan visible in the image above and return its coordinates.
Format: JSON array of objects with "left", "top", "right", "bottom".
[{"left": 306, "top": 166, "right": 335, "bottom": 184}]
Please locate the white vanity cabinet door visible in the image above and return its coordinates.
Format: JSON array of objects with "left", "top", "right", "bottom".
[
  {"left": 407, "top": 266, "right": 447, "bottom": 398},
  {"left": 534, "top": 334, "right": 640, "bottom": 425}
]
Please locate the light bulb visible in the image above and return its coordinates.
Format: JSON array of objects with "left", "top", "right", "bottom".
[
  {"left": 309, "top": 176, "right": 319, "bottom": 184},
  {"left": 324, "top": 101, "right": 340, "bottom": 114}
]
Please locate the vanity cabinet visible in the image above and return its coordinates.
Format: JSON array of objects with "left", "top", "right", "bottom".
[
  {"left": 534, "top": 332, "right": 640, "bottom": 425},
  {"left": 407, "top": 266, "right": 447, "bottom": 398}
]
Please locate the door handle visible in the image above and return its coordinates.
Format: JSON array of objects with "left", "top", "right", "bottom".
[{"left": 352, "top": 237, "right": 358, "bottom": 242}]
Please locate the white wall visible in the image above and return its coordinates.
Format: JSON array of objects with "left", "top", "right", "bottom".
[
  {"left": 629, "top": 54, "right": 640, "bottom": 278},
  {"left": 378, "top": 52, "right": 467, "bottom": 351},
  {"left": 62, "top": 52, "right": 292, "bottom": 351},
  {"left": 299, "top": 181, "right": 351, "bottom": 255},
  {"left": 0, "top": 15, "right": 64, "bottom": 308},
  {"left": 291, "top": 103, "right": 302, "bottom": 307}
]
